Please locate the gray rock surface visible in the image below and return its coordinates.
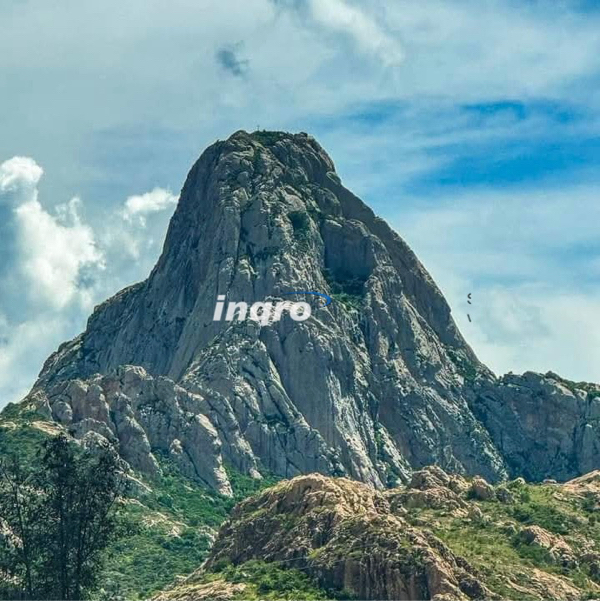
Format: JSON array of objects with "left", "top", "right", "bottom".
[
  {"left": 31, "top": 365, "right": 232, "bottom": 495},
  {"left": 469, "top": 371, "right": 600, "bottom": 481},
  {"left": 21, "top": 131, "right": 600, "bottom": 489}
]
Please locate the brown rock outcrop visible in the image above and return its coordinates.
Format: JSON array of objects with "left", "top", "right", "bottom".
[{"left": 202, "top": 474, "right": 494, "bottom": 601}]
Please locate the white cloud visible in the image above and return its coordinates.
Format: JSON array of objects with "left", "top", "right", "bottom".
[
  {"left": 0, "top": 313, "right": 70, "bottom": 407},
  {"left": 381, "top": 1, "right": 600, "bottom": 101},
  {"left": 0, "top": 156, "right": 43, "bottom": 201},
  {"left": 123, "top": 187, "right": 178, "bottom": 226},
  {"left": 304, "top": 0, "right": 403, "bottom": 65},
  {"left": 0, "top": 157, "right": 178, "bottom": 406},
  {"left": 463, "top": 286, "right": 600, "bottom": 383},
  {"left": 15, "top": 197, "right": 104, "bottom": 310},
  {"left": 0, "top": 157, "right": 105, "bottom": 311},
  {"left": 1, "top": 0, "right": 600, "bottom": 407},
  {"left": 0, "top": 1, "right": 599, "bottom": 209}
]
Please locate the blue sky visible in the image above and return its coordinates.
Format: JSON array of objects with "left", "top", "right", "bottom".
[{"left": 1, "top": 0, "right": 600, "bottom": 406}]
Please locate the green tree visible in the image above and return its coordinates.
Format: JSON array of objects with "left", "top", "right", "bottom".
[{"left": 0, "top": 434, "right": 127, "bottom": 600}]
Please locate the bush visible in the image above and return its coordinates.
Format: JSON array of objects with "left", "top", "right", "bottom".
[
  {"left": 322, "top": 269, "right": 366, "bottom": 309},
  {"left": 510, "top": 500, "right": 572, "bottom": 535},
  {"left": 512, "top": 534, "right": 554, "bottom": 566},
  {"left": 252, "top": 131, "right": 286, "bottom": 146},
  {"left": 218, "top": 560, "right": 334, "bottom": 600}
]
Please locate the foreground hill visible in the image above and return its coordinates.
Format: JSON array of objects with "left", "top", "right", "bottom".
[{"left": 155, "top": 468, "right": 600, "bottom": 601}]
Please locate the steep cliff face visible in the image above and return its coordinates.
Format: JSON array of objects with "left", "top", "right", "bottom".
[{"left": 21, "top": 130, "right": 600, "bottom": 490}]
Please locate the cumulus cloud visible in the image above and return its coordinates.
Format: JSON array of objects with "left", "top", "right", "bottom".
[
  {"left": 1, "top": 0, "right": 600, "bottom": 407},
  {"left": 0, "top": 157, "right": 104, "bottom": 311},
  {"left": 0, "top": 156, "right": 43, "bottom": 197},
  {"left": 122, "top": 187, "right": 178, "bottom": 226},
  {"left": 16, "top": 197, "right": 104, "bottom": 310},
  {"left": 0, "top": 157, "right": 178, "bottom": 406}
]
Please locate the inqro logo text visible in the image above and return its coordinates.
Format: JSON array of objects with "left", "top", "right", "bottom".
[{"left": 213, "top": 292, "right": 332, "bottom": 325}]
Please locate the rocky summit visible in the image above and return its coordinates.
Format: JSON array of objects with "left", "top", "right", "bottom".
[{"left": 17, "top": 130, "right": 600, "bottom": 493}]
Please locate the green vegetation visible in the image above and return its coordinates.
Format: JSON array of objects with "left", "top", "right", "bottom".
[
  {"left": 101, "top": 459, "right": 279, "bottom": 599},
  {"left": 288, "top": 210, "right": 311, "bottom": 237},
  {"left": 4, "top": 401, "right": 600, "bottom": 600},
  {"left": 0, "top": 402, "right": 40, "bottom": 421},
  {"left": 0, "top": 420, "right": 51, "bottom": 460},
  {"left": 214, "top": 560, "right": 334, "bottom": 600},
  {"left": 253, "top": 246, "right": 279, "bottom": 262},
  {"left": 169, "top": 473, "right": 600, "bottom": 601},
  {"left": 446, "top": 347, "right": 478, "bottom": 382},
  {"left": 175, "top": 559, "right": 355, "bottom": 600},
  {"left": 101, "top": 505, "right": 211, "bottom": 600},
  {"left": 0, "top": 403, "right": 65, "bottom": 472},
  {"left": 0, "top": 403, "right": 281, "bottom": 600},
  {"left": 322, "top": 268, "right": 366, "bottom": 310},
  {"left": 503, "top": 480, "right": 584, "bottom": 535},
  {"left": 544, "top": 371, "right": 600, "bottom": 400},
  {"left": 0, "top": 435, "right": 125, "bottom": 600},
  {"left": 409, "top": 479, "right": 600, "bottom": 599}
]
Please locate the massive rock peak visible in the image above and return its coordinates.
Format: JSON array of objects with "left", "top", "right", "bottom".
[
  {"left": 20, "top": 130, "right": 600, "bottom": 492},
  {"left": 36, "top": 130, "right": 471, "bottom": 386}
]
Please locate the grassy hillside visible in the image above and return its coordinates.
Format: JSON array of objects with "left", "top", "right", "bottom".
[
  {"left": 5, "top": 401, "right": 600, "bottom": 600},
  {"left": 0, "top": 403, "right": 278, "bottom": 600},
  {"left": 412, "top": 479, "right": 600, "bottom": 599}
]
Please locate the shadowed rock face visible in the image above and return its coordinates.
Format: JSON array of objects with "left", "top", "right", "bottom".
[{"left": 23, "top": 130, "right": 600, "bottom": 490}]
